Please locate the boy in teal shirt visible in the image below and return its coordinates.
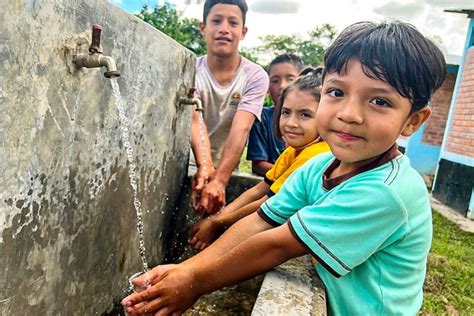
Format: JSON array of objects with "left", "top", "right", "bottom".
[{"left": 123, "top": 21, "right": 446, "bottom": 315}]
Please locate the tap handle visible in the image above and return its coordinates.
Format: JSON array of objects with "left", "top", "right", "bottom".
[
  {"left": 89, "top": 24, "right": 103, "bottom": 53},
  {"left": 188, "top": 87, "right": 198, "bottom": 98}
]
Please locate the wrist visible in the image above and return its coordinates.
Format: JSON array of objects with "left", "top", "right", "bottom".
[{"left": 209, "top": 175, "right": 227, "bottom": 187}]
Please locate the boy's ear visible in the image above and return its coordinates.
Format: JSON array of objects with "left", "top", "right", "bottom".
[
  {"left": 198, "top": 21, "right": 206, "bottom": 35},
  {"left": 401, "top": 107, "right": 432, "bottom": 137},
  {"left": 241, "top": 26, "right": 248, "bottom": 39}
]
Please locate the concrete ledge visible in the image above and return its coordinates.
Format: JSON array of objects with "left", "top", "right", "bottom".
[
  {"left": 252, "top": 255, "right": 326, "bottom": 316},
  {"left": 431, "top": 195, "right": 474, "bottom": 233}
]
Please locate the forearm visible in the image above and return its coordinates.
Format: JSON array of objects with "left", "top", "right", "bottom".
[
  {"left": 193, "top": 223, "right": 306, "bottom": 295},
  {"left": 212, "top": 137, "right": 247, "bottom": 186},
  {"left": 191, "top": 110, "right": 213, "bottom": 169},
  {"left": 221, "top": 181, "right": 269, "bottom": 215},
  {"left": 184, "top": 212, "right": 271, "bottom": 266},
  {"left": 252, "top": 161, "right": 274, "bottom": 177},
  {"left": 216, "top": 195, "right": 268, "bottom": 228},
  {"left": 212, "top": 111, "right": 255, "bottom": 185}
]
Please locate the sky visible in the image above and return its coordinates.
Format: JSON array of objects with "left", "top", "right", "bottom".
[{"left": 108, "top": 0, "right": 473, "bottom": 60}]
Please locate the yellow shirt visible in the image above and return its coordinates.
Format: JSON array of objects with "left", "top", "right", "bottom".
[{"left": 264, "top": 140, "right": 331, "bottom": 195}]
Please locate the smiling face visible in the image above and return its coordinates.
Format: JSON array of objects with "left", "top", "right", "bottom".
[
  {"left": 317, "top": 59, "right": 431, "bottom": 172},
  {"left": 268, "top": 62, "right": 301, "bottom": 105},
  {"left": 199, "top": 4, "right": 247, "bottom": 58},
  {"left": 279, "top": 89, "right": 320, "bottom": 149}
]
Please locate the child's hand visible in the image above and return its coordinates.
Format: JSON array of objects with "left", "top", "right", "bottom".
[
  {"left": 188, "top": 217, "right": 220, "bottom": 250},
  {"left": 122, "top": 264, "right": 200, "bottom": 316},
  {"left": 191, "top": 166, "right": 215, "bottom": 213},
  {"left": 195, "top": 178, "right": 225, "bottom": 214}
]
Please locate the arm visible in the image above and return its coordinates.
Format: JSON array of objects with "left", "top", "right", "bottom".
[
  {"left": 188, "top": 193, "right": 269, "bottom": 250},
  {"left": 252, "top": 160, "right": 274, "bottom": 176},
  {"left": 197, "top": 111, "right": 256, "bottom": 214},
  {"left": 190, "top": 108, "right": 215, "bottom": 211},
  {"left": 123, "top": 213, "right": 306, "bottom": 315}
]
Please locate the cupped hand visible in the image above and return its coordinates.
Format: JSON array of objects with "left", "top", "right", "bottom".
[
  {"left": 191, "top": 166, "right": 214, "bottom": 212},
  {"left": 196, "top": 178, "right": 225, "bottom": 214},
  {"left": 188, "top": 217, "right": 220, "bottom": 250},
  {"left": 122, "top": 264, "right": 200, "bottom": 316}
]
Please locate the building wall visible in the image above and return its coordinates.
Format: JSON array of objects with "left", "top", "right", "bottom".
[
  {"left": 444, "top": 47, "right": 474, "bottom": 158},
  {"left": 0, "top": 0, "right": 195, "bottom": 314},
  {"left": 422, "top": 72, "right": 456, "bottom": 146}
]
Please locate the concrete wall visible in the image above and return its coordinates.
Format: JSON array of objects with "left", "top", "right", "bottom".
[{"left": 0, "top": 0, "right": 195, "bottom": 314}]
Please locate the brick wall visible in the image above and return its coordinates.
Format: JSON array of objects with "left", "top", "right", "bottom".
[
  {"left": 445, "top": 47, "right": 474, "bottom": 158},
  {"left": 422, "top": 72, "right": 456, "bottom": 146}
]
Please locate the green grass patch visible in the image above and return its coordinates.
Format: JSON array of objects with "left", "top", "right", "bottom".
[
  {"left": 421, "top": 211, "right": 474, "bottom": 315},
  {"left": 238, "top": 146, "right": 252, "bottom": 174}
]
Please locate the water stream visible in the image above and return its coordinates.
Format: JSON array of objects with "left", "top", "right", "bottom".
[{"left": 110, "top": 78, "right": 149, "bottom": 273}]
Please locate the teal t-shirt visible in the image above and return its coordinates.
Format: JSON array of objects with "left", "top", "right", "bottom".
[{"left": 259, "top": 153, "right": 432, "bottom": 315}]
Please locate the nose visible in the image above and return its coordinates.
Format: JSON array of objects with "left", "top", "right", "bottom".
[
  {"left": 219, "top": 21, "right": 230, "bottom": 34},
  {"left": 286, "top": 113, "right": 299, "bottom": 127},
  {"left": 279, "top": 78, "right": 289, "bottom": 92},
  {"left": 337, "top": 98, "right": 364, "bottom": 124}
]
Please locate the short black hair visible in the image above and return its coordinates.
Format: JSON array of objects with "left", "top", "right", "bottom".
[
  {"left": 273, "top": 67, "right": 324, "bottom": 140},
  {"left": 323, "top": 20, "right": 447, "bottom": 112},
  {"left": 267, "top": 53, "right": 304, "bottom": 74},
  {"left": 203, "top": 0, "right": 248, "bottom": 25}
]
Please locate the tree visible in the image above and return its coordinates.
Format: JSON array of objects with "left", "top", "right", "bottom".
[
  {"left": 136, "top": 4, "right": 207, "bottom": 56},
  {"left": 136, "top": 3, "right": 259, "bottom": 62},
  {"left": 255, "top": 24, "right": 337, "bottom": 67}
]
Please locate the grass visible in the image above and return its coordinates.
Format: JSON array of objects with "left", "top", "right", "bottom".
[
  {"left": 421, "top": 211, "right": 474, "bottom": 315},
  {"left": 238, "top": 146, "right": 253, "bottom": 174}
]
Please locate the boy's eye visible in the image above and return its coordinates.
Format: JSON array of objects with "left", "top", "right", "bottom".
[
  {"left": 229, "top": 20, "right": 239, "bottom": 27},
  {"left": 301, "top": 112, "right": 312, "bottom": 118},
  {"left": 211, "top": 19, "right": 221, "bottom": 24},
  {"left": 270, "top": 79, "right": 280, "bottom": 85},
  {"left": 370, "top": 98, "right": 391, "bottom": 107},
  {"left": 281, "top": 109, "right": 290, "bottom": 116},
  {"left": 327, "top": 88, "right": 344, "bottom": 97}
]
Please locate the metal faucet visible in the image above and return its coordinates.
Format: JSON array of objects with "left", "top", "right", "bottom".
[
  {"left": 179, "top": 87, "right": 203, "bottom": 112},
  {"left": 73, "top": 24, "right": 121, "bottom": 78}
]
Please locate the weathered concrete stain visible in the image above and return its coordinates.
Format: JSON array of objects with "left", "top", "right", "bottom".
[{"left": 0, "top": 0, "right": 195, "bottom": 314}]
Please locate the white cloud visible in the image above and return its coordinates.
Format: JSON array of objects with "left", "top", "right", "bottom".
[
  {"left": 373, "top": 1, "right": 426, "bottom": 20},
  {"left": 170, "top": 0, "right": 470, "bottom": 56},
  {"left": 250, "top": 0, "right": 301, "bottom": 14}
]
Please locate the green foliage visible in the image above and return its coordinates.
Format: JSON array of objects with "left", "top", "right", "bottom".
[
  {"left": 136, "top": 4, "right": 207, "bottom": 56},
  {"left": 255, "top": 23, "right": 337, "bottom": 67},
  {"left": 420, "top": 211, "right": 474, "bottom": 315}
]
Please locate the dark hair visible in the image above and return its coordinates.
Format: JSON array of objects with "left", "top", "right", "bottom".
[
  {"left": 203, "top": 0, "right": 248, "bottom": 25},
  {"left": 267, "top": 53, "right": 304, "bottom": 74},
  {"left": 323, "top": 20, "right": 446, "bottom": 113},
  {"left": 273, "top": 67, "right": 324, "bottom": 140}
]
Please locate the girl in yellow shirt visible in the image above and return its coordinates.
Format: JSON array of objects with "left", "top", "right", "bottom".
[{"left": 188, "top": 67, "right": 330, "bottom": 250}]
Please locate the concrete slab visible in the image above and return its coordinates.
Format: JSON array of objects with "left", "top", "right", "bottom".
[{"left": 431, "top": 195, "right": 474, "bottom": 233}]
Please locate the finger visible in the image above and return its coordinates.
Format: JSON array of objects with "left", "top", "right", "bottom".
[
  {"left": 198, "top": 193, "right": 210, "bottom": 214},
  {"left": 124, "top": 301, "right": 147, "bottom": 316},
  {"left": 200, "top": 243, "right": 208, "bottom": 251},
  {"left": 188, "top": 236, "right": 197, "bottom": 246},
  {"left": 194, "top": 240, "right": 203, "bottom": 250},
  {"left": 154, "top": 306, "right": 172, "bottom": 316},
  {"left": 137, "top": 295, "right": 164, "bottom": 315}
]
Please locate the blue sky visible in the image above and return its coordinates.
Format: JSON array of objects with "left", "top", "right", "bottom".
[{"left": 109, "top": 0, "right": 160, "bottom": 13}]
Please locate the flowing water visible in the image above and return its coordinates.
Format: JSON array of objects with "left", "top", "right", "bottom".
[{"left": 110, "top": 78, "right": 149, "bottom": 273}]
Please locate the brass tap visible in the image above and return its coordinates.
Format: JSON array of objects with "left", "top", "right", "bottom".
[
  {"left": 179, "top": 87, "right": 203, "bottom": 112},
  {"left": 73, "top": 24, "right": 121, "bottom": 78}
]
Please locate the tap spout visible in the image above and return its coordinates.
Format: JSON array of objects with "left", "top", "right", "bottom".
[
  {"left": 73, "top": 53, "right": 121, "bottom": 78},
  {"left": 73, "top": 24, "right": 121, "bottom": 78},
  {"left": 179, "top": 88, "right": 203, "bottom": 112}
]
